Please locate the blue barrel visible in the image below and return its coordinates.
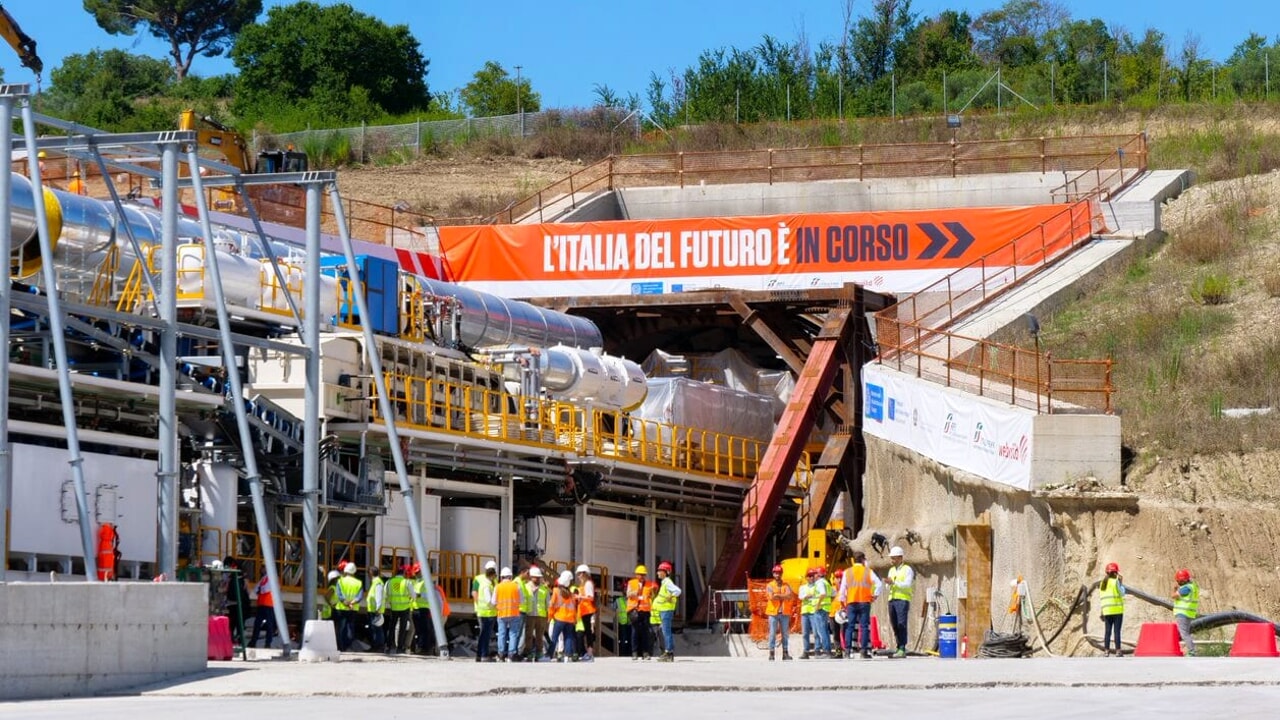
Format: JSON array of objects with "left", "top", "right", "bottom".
[{"left": 938, "top": 614, "right": 958, "bottom": 658}]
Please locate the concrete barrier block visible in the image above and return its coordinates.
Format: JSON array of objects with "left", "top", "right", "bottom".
[{"left": 298, "top": 620, "right": 341, "bottom": 662}]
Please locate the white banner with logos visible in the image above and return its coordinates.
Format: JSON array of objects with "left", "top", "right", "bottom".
[{"left": 862, "top": 364, "right": 1034, "bottom": 490}]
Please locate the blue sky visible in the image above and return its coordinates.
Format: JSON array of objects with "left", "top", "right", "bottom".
[{"left": 4, "top": 0, "right": 1270, "bottom": 110}]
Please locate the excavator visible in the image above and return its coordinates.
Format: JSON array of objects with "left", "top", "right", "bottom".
[
  {"left": 1, "top": 2, "right": 42, "bottom": 77},
  {"left": 178, "top": 109, "right": 308, "bottom": 174}
]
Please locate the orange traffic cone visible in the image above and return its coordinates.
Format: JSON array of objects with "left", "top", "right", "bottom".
[{"left": 1134, "top": 623, "right": 1183, "bottom": 657}]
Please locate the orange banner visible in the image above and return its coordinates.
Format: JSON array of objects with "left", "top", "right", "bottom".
[{"left": 438, "top": 202, "right": 1099, "bottom": 297}]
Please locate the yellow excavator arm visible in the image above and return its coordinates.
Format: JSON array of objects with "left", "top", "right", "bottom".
[
  {"left": 179, "top": 108, "right": 255, "bottom": 173},
  {"left": 0, "top": 3, "right": 42, "bottom": 76}
]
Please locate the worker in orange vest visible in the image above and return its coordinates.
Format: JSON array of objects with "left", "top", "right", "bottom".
[
  {"left": 495, "top": 566, "right": 525, "bottom": 661},
  {"left": 625, "top": 564, "right": 658, "bottom": 660},
  {"left": 764, "top": 564, "right": 795, "bottom": 661},
  {"left": 574, "top": 564, "right": 597, "bottom": 661},
  {"left": 549, "top": 570, "right": 579, "bottom": 661},
  {"left": 248, "top": 571, "right": 277, "bottom": 648},
  {"left": 838, "top": 551, "right": 882, "bottom": 659},
  {"left": 67, "top": 170, "right": 86, "bottom": 196}
]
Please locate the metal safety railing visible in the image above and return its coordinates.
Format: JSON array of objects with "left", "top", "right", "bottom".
[
  {"left": 367, "top": 369, "right": 809, "bottom": 484},
  {"left": 1050, "top": 132, "right": 1149, "bottom": 203},
  {"left": 483, "top": 134, "right": 1145, "bottom": 225}
]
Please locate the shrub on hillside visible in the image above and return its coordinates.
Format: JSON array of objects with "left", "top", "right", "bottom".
[{"left": 1190, "top": 273, "right": 1233, "bottom": 305}]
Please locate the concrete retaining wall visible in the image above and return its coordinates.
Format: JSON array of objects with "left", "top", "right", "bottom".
[{"left": 0, "top": 582, "right": 207, "bottom": 700}]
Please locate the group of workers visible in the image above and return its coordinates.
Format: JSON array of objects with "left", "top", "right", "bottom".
[
  {"left": 1097, "top": 563, "right": 1201, "bottom": 657},
  {"left": 763, "top": 546, "right": 914, "bottom": 661},
  {"left": 315, "top": 561, "right": 451, "bottom": 654}
]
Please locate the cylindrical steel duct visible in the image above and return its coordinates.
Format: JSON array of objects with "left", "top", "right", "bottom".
[{"left": 412, "top": 276, "right": 602, "bottom": 350}]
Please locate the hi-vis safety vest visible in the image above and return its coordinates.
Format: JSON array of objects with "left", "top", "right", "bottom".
[
  {"left": 550, "top": 587, "right": 578, "bottom": 624},
  {"left": 888, "top": 564, "right": 914, "bottom": 601},
  {"left": 336, "top": 575, "right": 363, "bottom": 610},
  {"left": 387, "top": 575, "right": 412, "bottom": 612},
  {"left": 366, "top": 576, "right": 385, "bottom": 613},
  {"left": 473, "top": 574, "right": 497, "bottom": 617},
  {"left": 652, "top": 577, "right": 679, "bottom": 613},
  {"left": 519, "top": 579, "right": 532, "bottom": 614},
  {"left": 626, "top": 578, "right": 656, "bottom": 612},
  {"left": 1174, "top": 581, "right": 1200, "bottom": 619},
  {"left": 1099, "top": 578, "right": 1124, "bottom": 616},
  {"left": 256, "top": 576, "right": 274, "bottom": 608},
  {"left": 527, "top": 583, "right": 550, "bottom": 617},
  {"left": 317, "top": 592, "right": 332, "bottom": 620},
  {"left": 411, "top": 578, "right": 430, "bottom": 610},
  {"left": 616, "top": 596, "right": 630, "bottom": 625},
  {"left": 845, "top": 565, "right": 874, "bottom": 604},
  {"left": 765, "top": 580, "right": 793, "bottom": 616},
  {"left": 799, "top": 581, "right": 820, "bottom": 614},
  {"left": 495, "top": 579, "right": 522, "bottom": 618}
]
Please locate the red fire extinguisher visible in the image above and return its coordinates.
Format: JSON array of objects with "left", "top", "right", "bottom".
[{"left": 960, "top": 634, "right": 969, "bottom": 658}]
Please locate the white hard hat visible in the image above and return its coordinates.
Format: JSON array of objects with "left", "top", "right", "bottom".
[
  {"left": 343, "top": 563, "right": 357, "bottom": 574},
  {"left": 558, "top": 570, "right": 573, "bottom": 587},
  {"left": 889, "top": 546, "right": 905, "bottom": 557},
  {"left": 834, "top": 609, "right": 848, "bottom": 625},
  {"left": 327, "top": 570, "right": 340, "bottom": 581},
  {"left": 500, "top": 566, "right": 513, "bottom": 577},
  {"left": 484, "top": 560, "right": 497, "bottom": 572},
  {"left": 576, "top": 564, "right": 590, "bottom": 574},
  {"left": 528, "top": 566, "right": 543, "bottom": 578}
]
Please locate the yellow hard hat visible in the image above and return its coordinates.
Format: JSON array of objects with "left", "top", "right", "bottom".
[
  {"left": 37, "top": 151, "right": 47, "bottom": 159},
  {"left": 635, "top": 564, "right": 648, "bottom": 575},
  {"left": 72, "top": 171, "right": 80, "bottom": 177}
]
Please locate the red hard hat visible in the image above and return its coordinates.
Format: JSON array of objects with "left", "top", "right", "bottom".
[
  {"left": 1175, "top": 568, "right": 1191, "bottom": 583},
  {"left": 772, "top": 564, "right": 783, "bottom": 574},
  {"left": 816, "top": 567, "right": 826, "bottom": 577},
  {"left": 834, "top": 569, "right": 845, "bottom": 578},
  {"left": 805, "top": 567, "right": 817, "bottom": 577},
  {"left": 657, "top": 561, "right": 673, "bottom": 572},
  {"left": 1105, "top": 562, "right": 1119, "bottom": 574}
]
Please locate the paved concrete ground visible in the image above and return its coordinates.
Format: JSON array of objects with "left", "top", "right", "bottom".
[{"left": 11, "top": 665, "right": 1280, "bottom": 719}]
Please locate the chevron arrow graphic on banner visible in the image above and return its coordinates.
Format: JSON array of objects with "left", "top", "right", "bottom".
[{"left": 916, "top": 222, "right": 977, "bottom": 260}]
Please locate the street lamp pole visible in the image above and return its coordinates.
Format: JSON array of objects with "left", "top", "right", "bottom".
[{"left": 515, "top": 64, "right": 524, "bottom": 137}]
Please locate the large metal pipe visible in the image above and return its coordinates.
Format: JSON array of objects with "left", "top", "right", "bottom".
[{"left": 412, "top": 276, "right": 601, "bottom": 349}]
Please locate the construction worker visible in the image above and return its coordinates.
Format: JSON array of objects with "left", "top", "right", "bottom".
[
  {"left": 67, "top": 170, "right": 85, "bottom": 196},
  {"left": 652, "top": 560, "right": 681, "bottom": 661},
  {"left": 385, "top": 564, "right": 412, "bottom": 655},
  {"left": 334, "top": 563, "right": 364, "bottom": 652},
  {"left": 828, "top": 568, "right": 845, "bottom": 658},
  {"left": 1099, "top": 562, "right": 1126, "bottom": 657},
  {"left": 838, "top": 551, "right": 882, "bottom": 659},
  {"left": 522, "top": 566, "right": 550, "bottom": 660},
  {"left": 626, "top": 564, "right": 657, "bottom": 660},
  {"left": 318, "top": 570, "right": 337, "bottom": 621},
  {"left": 248, "top": 570, "right": 277, "bottom": 649},
  {"left": 615, "top": 590, "right": 632, "bottom": 658},
  {"left": 409, "top": 563, "right": 432, "bottom": 654},
  {"left": 798, "top": 568, "right": 821, "bottom": 659},
  {"left": 764, "top": 564, "right": 795, "bottom": 660},
  {"left": 575, "top": 564, "right": 597, "bottom": 661},
  {"left": 366, "top": 566, "right": 388, "bottom": 653},
  {"left": 886, "top": 546, "right": 915, "bottom": 658},
  {"left": 812, "top": 567, "right": 833, "bottom": 658},
  {"left": 1173, "top": 568, "right": 1199, "bottom": 656},
  {"left": 549, "top": 570, "right": 579, "bottom": 661},
  {"left": 472, "top": 559, "right": 499, "bottom": 661},
  {"left": 495, "top": 566, "right": 525, "bottom": 661}
]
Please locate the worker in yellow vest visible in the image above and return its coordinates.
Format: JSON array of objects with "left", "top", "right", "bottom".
[
  {"left": 626, "top": 565, "right": 658, "bottom": 660},
  {"left": 764, "top": 564, "right": 795, "bottom": 661},
  {"left": 1173, "top": 568, "right": 1200, "bottom": 656},
  {"left": 521, "top": 566, "right": 551, "bottom": 661},
  {"left": 885, "top": 546, "right": 915, "bottom": 658},
  {"left": 495, "top": 566, "right": 525, "bottom": 661},
  {"left": 798, "top": 567, "right": 821, "bottom": 659},
  {"left": 549, "top": 570, "right": 579, "bottom": 661},
  {"left": 652, "top": 560, "right": 681, "bottom": 662},
  {"left": 366, "top": 566, "right": 388, "bottom": 653},
  {"left": 334, "top": 563, "right": 364, "bottom": 652},
  {"left": 838, "top": 551, "right": 882, "bottom": 659},
  {"left": 385, "top": 564, "right": 413, "bottom": 655},
  {"left": 472, "top": 560, "right": 499, "bottom": 661},
  {"left": 1098, "top": 562, "right": 1126, "bottom": 657},
  {"left": 318, "top": 570, "right": 336, "bottom": 621},
  {"left": 409, "top": 563, "right": 432, "bottom": 654}
]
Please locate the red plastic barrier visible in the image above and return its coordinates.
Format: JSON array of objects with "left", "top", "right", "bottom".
[
  {"left": 1133, "top": 622, "right": 1183, "bottom": 657},
  {"left": 1229, "top": 623, "right": 1279, "bottom": 657},
  {"left": 208, "top": 615, "right": 233, "bottom": 661}
]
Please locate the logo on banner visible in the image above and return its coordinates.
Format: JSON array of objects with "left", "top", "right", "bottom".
[
  {"left": 865, "top": 384, "right": 885, "bottom": 422},
  {"left": 888, "top": 397, "right": 914, "bottom": 427},
  {"left": 942, "top": 412, "right": 965, "bottom": 443},
  {"left": 999, "top": 435, "right": 1031, "bottom": 464},
  {"left": 971, "top": 420, "right": 999, "bottom": 455}
]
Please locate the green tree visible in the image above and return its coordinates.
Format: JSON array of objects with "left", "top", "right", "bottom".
[
  {"left": 972, "top": 0, "right": 1068, "bottom": 67},
  {"left": 850, "top": 0, "right": 916, "bottom": 84},
  {"left": 460, "top": 61, "right": 539, "bottom": 116},
  {"left": 1114, "top": 28, "right": 1167, "bottom": 101},
  {"left": 1047, "top": 18, "right": 1117, "bottom": 103},
  {"left": 230, "top": 1, "right": 430, "bottom": 125},
  {"left": 43, "top": 49, "right": 173, "bottom": 129},
  {"left": 1225, "top": 33, "right": 1277, "bottom": 99},
  {"left": 83, "top": 0, "right": 262, "bottom": 80},
  {"left": 896, "top": 10, "right": 978, "bottom": 80}
]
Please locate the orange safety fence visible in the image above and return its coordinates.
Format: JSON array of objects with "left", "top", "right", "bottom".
[{"left": 745, "top": 579, "right": 803, "bottom": 641}]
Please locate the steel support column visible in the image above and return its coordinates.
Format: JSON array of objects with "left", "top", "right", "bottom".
[
  {"left": 187, "top": 153, "right": 293, "bottom": 656},
  {"left": 0, "top": 86, "right": 22, "bottom": 580},
  {"left": 20, "top": 100, "right": 98, "bottom": 579},
  {"left": 301, "top": 182, "right": 322, "bottom": 625},
  {"left": 329, "top": 186, "right": 449, "bottom": 657},
  {"left": 156, "top": 140, "right": 180, "bottom": 579}
]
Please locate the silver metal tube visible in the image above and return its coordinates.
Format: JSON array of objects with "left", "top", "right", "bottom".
[
  {"left": 329, "top": 185, "right": 449, "bottom": 658},
  {"left": 90, "top": 154, "right": 159, "bottom": 301},
  {"left": 240, "top": 183, "right": 305, "bottom": 328},
  {"left": 188, "top": 152, "right": 293, "bottom": 656},
  {"left": 301, "top": 182, "right": 321, "bottom": 626},
  {"left": 0, "top": 90, "right": 17, "bottom": 581},
  {"left": 21, "top": 101, "right": 99, "bottom": 580},
  {"left": 157, "top": 142, "right": 179, "bottom": 579}
]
